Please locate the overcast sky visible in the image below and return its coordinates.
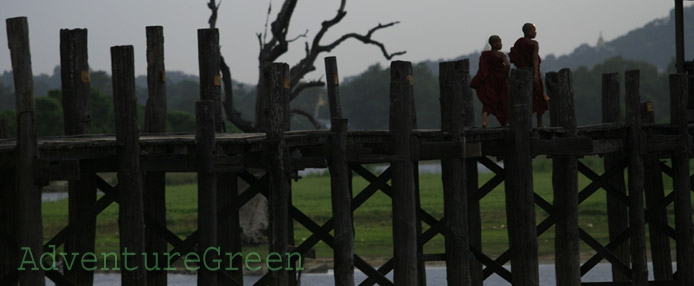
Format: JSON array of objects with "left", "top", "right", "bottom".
[{"left": 1, "top": 1, "right": 692, "bottom": 84}]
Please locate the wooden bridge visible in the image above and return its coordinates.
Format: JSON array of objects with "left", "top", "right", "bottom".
[{"left": 2, "top": 16, "right": 694, "bottom": 286}]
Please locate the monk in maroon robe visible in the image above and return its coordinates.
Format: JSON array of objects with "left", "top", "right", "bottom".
[
  {"left": 470, "top": 35, "right": 510, "bottom": 127},
  {"left": 509, "top": 23, "right": 549, "bottom": 127}
]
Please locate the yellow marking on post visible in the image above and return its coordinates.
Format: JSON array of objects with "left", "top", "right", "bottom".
[
  {"left": 214, "top": 74, "right": 222, "bottom": 86},
  {"left": 646, "top": 102, "right": 654, "bottom": 112},
  {"left": 406, "top": 75, "right": 414, "bottom": 86},
  {"left": 161, "top": 70, "right": 166, "bottom": 83},
  {"left": 81, "top": 70, "right": 90, "bottom": 83},
  {"left": 283, "top": 78, "right": 290, "bottom": 89},
  {"left": 333, "top": 74, "right": 340, "bottom": 86}
]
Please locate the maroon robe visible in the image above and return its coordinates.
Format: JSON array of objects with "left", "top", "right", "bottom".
[
  {"left": 470, "top": 51, "right": 508, "bottom": 125},
  {"left": 509, "top": 37, "right": 548, "bottom": 115}
]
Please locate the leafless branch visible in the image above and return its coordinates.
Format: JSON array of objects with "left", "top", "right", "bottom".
[
  {"left": 221, "top": 56, "right": 255, "bottom": 132},
  {"left": 290, "top": 79, "right": 325, "bottom": 101},
  {"left": 207, "top": 0, "right": 221, "bottom": 29},
  {"left": 291, "top": 109, "right": 323, "bottom": 129},
  {"left": 319, "top": 22, "right": 406, "bottom": 59},
  {"left": 262, "top": 0, "right": 272, "bottom": 45},
  {"left": 287, "top": 29, "right": 309, "bottom": 43}
]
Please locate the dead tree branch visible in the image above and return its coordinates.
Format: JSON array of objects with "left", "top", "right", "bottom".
[
  {"left": 291, "top": 109, "right": 323, "bottom": 129},
  {"left": 290, "top": 79, "right": 324, "bottom": 101}
]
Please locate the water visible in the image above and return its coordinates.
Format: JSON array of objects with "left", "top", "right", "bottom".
[
  {"left": 46, "top": 263, "right": 670, "bottom": 285},
  {"left": 42, "top": 192, "right": 68, "bottom": 202}
]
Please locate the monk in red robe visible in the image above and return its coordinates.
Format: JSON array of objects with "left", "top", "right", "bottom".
[
  {"left": 470, "top": 35, "right": 510, "bottom": 127},
  {"left": 509, "top": 23, "right": 549, "bottom": 127}
]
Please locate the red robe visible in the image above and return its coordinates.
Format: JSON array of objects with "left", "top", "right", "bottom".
[
  {"left": 509, "top": 37, "right": 548, "bottom": 115},
  {"left": 470, "top": 51, "right": 508, "bottom": 125}
]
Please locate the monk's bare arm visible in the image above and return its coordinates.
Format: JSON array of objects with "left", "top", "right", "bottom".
[
  {"left": 532, "top": 41, "right": 540, "bottom": 81},
  {"left": 501, "top": 53, "right": 510, "bottom": 75}
]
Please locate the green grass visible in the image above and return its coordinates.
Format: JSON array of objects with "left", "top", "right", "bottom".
[{"left": 41, "top": 157, "right": 679, "bottom": 266}]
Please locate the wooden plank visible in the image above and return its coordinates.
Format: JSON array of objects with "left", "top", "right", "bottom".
[
  {"left": 60, "top": 28, "right": 97, "bottom": 286},
  {"left": 504, "top": 68, "right": 539, "bottom": 286},
  {"left": 547, "top": 69, "right": 581, "bottom": 286},
  {"left": 530, "top": 137, "right": 593, "bottom": 155},
  {"left": 111, "top": 45, "right": 146, "bottom": 285},
  {"left": 418, "top": 141, "right": 481, "bottom": 160},
  {"left": 601, "top": 72, "right": 630, "bottom": 282},
  {"left": 389, "top": 61, "right": 419, "bottom": 285},
  {"left": 670, "top": 73, "right": 694, "bottom": 286},
  {"left": 195, "top": 101, "right": 218, "bottom": 286},
  {"left": 438, "top": 60, "right": 471, "bottom": 285},
  {"left": 625, "top": 69, "right": 649, "bottom": 286},
  {"left": 640, "top": 101, "right": 674, "bottom": 281},
  {"left": 264, "top": 63, "right": 291, "bottom": 286},
  {"left": 143, "top": 25, "right": 168, "bottom": 286},
  {"left": 6, "top": 17, "right": 45, "bottom": 286}
]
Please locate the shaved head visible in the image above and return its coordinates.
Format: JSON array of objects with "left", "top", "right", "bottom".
[
  {"left": 522, "top": 23, "right": 535, "bottom": 34},
  {"left": 488, "top": 35, "right": 501, "bottom": 46}
]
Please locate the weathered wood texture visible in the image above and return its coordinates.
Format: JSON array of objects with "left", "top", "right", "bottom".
[
  {"left": 265, "top": 63, "right": 292, "bottom": 285},
  {"left": 670, "top": 73, "right": 694, "bottom": 286},
  {"left": 389, "top": 61, "right": 419, "bottom": 285},
  {"left": 197, "top": 28, "right": 224, "bottom": 132},
  {"left": 7, "top": 16, "right": 45, "bottom": 286},
  {"left": 439, "top": 60, "right": 471, "bottom": 285},
  {"left": 625, "top": 69, "right": 648, "bottom": 286},
  {"left": 196, "top": 101, "right": 218, "bottom": 286},
  {"left": 504, "top": 68, "right": 539, "bottom": 286},
  {"left": 111, "top": 45, "right": 146, "bottom": 285},
  {"left": 325, "top": 57, "right": 354, "bottom": 286},
  {"left": 640, "top": 101, "right": 673, "bottom": 281},
  {"left": 143, "top": 25, "right": 168, "bottom": 286},
  {"left": 601, "top": 72, "right": 630, "bottom": 282},
  {"left": 60, "top": 27, "right": 97, "bottom": 286},
  {"left": 547, "top": 69, "right": 580, "bottom": 286}
]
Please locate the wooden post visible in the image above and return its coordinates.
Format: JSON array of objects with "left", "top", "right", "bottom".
[
  {"left": 624, "top": 70, "right": 648, "bottom": 286},
  {"left": 264, "top": 63, "right": 291, "bottom": 285},
  {"left": 601, "top": 72, "right": 630, "bottom": 282},
  {"left": 60, "top": 27, "right": 98, "bottom": 286},
  {"left": 0, "top": 117, "right": 15, "bottom": 286},
  {"left": 504, "top": 68, "right": 539, "bottom": 286},
  {"left": 547, "top": 69, "right": 580, "bottom": 286},
  {"left": 439, "top": 60, "right": 471, "bottom": 285},
  {"left": 196, "top": 101, "right": 218, "bottom": 286},
  {"left": 461, "top": 59, "right": 483, "bottom": 286},
  {"left": 111, "top": 45, "right": 146, "bottom": 285},
  {"left": 389, "top": 61, "right": 418, "bottom": 285},
  {"left": 670, "top": 73, "right": 694, "bottom": 286},
  {"left": 6, "top": 17, "right": 45, "bottom": 286},
  {"left": 143, "top": 25, "right": 168, "bottom": 286},
  {"left": 325, "top": 56, "right": 354, "bottom": 286},
  {"left": 198, "top": 28, "right": 224, "bottom": 131},
  {"left": 640, "top": 101, "right": 673, "bottom": 281}
]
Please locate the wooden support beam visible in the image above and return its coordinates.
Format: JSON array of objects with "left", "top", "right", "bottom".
[
  {"left": 60, "top": 28, "right": 97, "bottom": 286},
  {"left": 463, "top": 66, "right": 483, "bottom": 286},
  {"left": 0, "top": 103, "right": 16, "bottom": 285},
  {"left": 439, "top": 60, "right": 471, "bottom": 285},
  {"left": 265, "top": 63, "right": 291, "bottom": 286},
  {"left": 601, "top": 72, "right": 630, "bottom": 282},
  {"left": 670, "top": 73, "right": 694, "bottom": 286},
  {"left": 418, "top": 141, "right": 481, "bottom": 160},
  {"left": 504, "top": 68, "right": 539, "bottom": 286},
  {"left": 325, "top": 56, "right": 355, "bottom": 286},
  {"left": 625, "top": 69, "right": 648, "bottom": 286},
  {"left": 530, "top": 137, "right": 593, "bottom": 155},
  {"left": 547, "top": 69, "right": 581, "bottom": 286},
  {"left": 640, "top": 101, "right": 673, "bottom": 281},
  {"left": 195, "top": 101, "right": 218, "bottom": 286},
  {"left": 143, "top": 25, "right": 168, "bottom": 286},
  {"left": 6, "top": 16, "right": 45, "bottom": 286},
  {"left": 389, "top": 61, "right": 419, "bottom": 285},
  {"left": 111, "top": 45, "right": 146, "bottom": 285}
]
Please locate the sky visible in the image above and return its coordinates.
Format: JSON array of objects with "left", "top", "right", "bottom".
[{"left": 1, "top": 0, "right": 692, "bottom": 84}]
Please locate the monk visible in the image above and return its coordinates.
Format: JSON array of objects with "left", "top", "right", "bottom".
[
  {"left": 509, "top": 23, "right": 549, "bottom": 127},
  {"left": 470, "top": 35, "right": 510, "bottom": 127}
]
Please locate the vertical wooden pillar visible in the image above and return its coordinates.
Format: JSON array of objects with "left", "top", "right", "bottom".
[
  {"left": 197, "top": 28, "right": 225, "bottom": 131},
  {"left": 439, "top": 60, "right": 471, "bottom": 285},
  {"left": 61, "top": 28, "right": 97, "bottom": 286},
  {"left": 143, "top": 25, "right": 168, "bottom": 286},
  {"left": 264, "top": 63, "right": 291, "bottom": 286},
  {"left": 601, "top": 72, "right": 630, "bottom": 282},
  {"left": 389, "top": 61, "right": 418, "bottom": 285},
  {"left": 547, "top": 69, "right": 580, "bottom": 286},
  {"left": 196, "top": 101, "right": 218, "bottom": 286},
  {"left": 6, "top": 17, "right": 45, "bottom": 286},
  {"left": 641, "top": 101, "right": 673, "bottom": 281},
  {"left": 111, "top": 45, "right": 146, "bottom": 286},
  {"left": 670, "top": 73, "right": 694, "bottom": 286},
  {"left": 624, "top": 70, "right": 648, "bottom": 286},
  {"left": 325, "top": 56, "right": 355, "bottom": 286},
  {"left": 504, "top": 68, "right": 539, "bottom": 286},
  {"left": 0, "top": 116, "right": 15, "bottom": 286}
]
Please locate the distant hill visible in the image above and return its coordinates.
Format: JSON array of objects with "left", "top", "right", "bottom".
[{"left": 423, "top": 6, "right": 694, "bottom": 76}]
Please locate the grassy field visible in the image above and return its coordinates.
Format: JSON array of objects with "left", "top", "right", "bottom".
[{"left": 41, "top": 157, "right": 678, "bottom": 267}]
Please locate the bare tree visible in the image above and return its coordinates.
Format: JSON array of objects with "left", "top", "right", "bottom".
[{"left": 207, "top": 0, "right": 405, "bottom": 132}]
